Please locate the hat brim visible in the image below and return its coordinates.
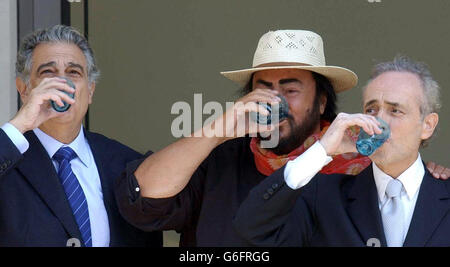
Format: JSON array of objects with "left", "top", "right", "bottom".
[{"left": 221, "top": 65, "right": 358, "bottom": 93}]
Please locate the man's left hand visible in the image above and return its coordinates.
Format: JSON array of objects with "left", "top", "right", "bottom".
[{"left": 426, "top": 162, "right": 450, "bottom": 180}]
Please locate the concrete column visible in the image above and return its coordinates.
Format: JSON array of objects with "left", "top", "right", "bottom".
[{"left": 0, "top": 0, "right": 18, "bottom": 125}]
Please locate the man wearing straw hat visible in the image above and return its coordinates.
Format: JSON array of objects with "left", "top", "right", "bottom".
[{"left": 115, "top": 30, "right": 449, "bottom": 246}]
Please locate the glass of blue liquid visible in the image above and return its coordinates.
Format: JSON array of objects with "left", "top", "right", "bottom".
[
  {"left": 251, "top": 95, "right": 290, "bottom": 125},
  {"left": 356, "top": 117, "right": 390, "bottom": 156},
  {"left": 51, "top": 77, "right": 75, "bottom": 113}
]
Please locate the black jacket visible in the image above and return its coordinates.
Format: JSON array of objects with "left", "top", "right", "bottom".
[
  {"left": 233, "top": 164, "right": 450, "bottom": 247},
  {"left": 115, "top": 137, "right": 268, "bottom": 247},
  {"left": 0, "top": 129, "right": 162, "bottom": 247}
]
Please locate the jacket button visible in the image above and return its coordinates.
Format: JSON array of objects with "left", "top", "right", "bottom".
[
  {"left": 263, "top": 193, "right": 270, "bottom": 200},
  {"left": 1, "top": 163, "right": 6, "bottom": 170},
  {"left": 267, "top": 188, "right": 274, "bottom": 195},
  {"left": 272, "top": 183, "right": 279, "bottom": 189},
  {"left": 6, "top": 160, "right": 11, "bottom": 166}
]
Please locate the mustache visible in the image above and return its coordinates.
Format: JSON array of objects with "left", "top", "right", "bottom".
[
  {"left": 277, "top": 113, "right": 294, "bottom": 125},
  {"left": 282, "top": 114, "right": 295, "bottom": 129},
  {"left": 257, "top": 114, "right": 295, "bottom": 142},
  {"left": 286, "top": 114, "right": 295, "bottom": 122}
]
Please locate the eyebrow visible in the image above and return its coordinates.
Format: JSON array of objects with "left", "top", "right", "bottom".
[
  {"left": 364, "top": 100, "right": 378, "bottom": 108},
  {"left": 279, "top": 78, "right": 302, "bottom": 85},
  {"left": 364, "top": 99, "right": 403, "bottom": 108},
  {"left": 36, "top": 61, "right": 56, "bottom": 73},
  {"left": 36, "top": 61, "right": 85, "bottom": 74},
  {"left": 68, "top": 62, "right": 84, "bottom": 72},
  {"left": 256, "top": 78, "right": 302, "bottom": 88},
  {"left": 256, "top": 79, "right": 273, "bottom": 88},
  {"left": 385, "top": 101, "right": 401, "bottom": 107}
]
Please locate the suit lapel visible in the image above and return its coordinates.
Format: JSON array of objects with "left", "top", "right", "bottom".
[
  {"left": 16, "top": 131, "right": 83, "bottom": 242},
  {"left": 403, "top": 169, "right": 450, "bottom": 247},
  {"left": 346, "top": 165, "right": 387, "bottom": 247}
]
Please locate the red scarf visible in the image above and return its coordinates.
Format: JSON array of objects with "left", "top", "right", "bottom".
[{"left": 250, "top": 121, "right": 372, "bottom": 176}]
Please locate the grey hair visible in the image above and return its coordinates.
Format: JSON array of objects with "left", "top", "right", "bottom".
[
  {"left": 365, "top": 55, "right": 441, "bottom": 147},
  {"left": 367, "top": 55, "right": 441, "bottom": 116},
  {"left": 16, "top": 25, "right": 100, "bottom": 84}
]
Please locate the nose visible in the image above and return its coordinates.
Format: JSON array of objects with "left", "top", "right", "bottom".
[
  {"left": 375, "top": 111, "right": 392, "bottom": 129},
  {"left": 270, "top": 87, "right": 281, "bottom": 95},
  {"left": 273, "top": 88, "right": 291, "bottom": 102}
]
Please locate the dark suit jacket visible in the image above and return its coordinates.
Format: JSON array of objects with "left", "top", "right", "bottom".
[
  {"left": 0, "top": 128, "right": 162, "bottom": 247},
  {"left": 233, "top": 164, "right": 450, "bottom": 247}
]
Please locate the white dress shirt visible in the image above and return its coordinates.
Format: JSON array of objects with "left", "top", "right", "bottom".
[
  {"left": 1, "top": 123, "right": 110, "bottom": 247},
  {"left": 283, "top": 141, "right": 333, "bottom": 189},
  {"left": 283, "top": 141, "right": 424, "bottom": 243}
]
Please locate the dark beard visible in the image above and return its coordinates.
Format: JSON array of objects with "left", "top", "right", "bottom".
[{"left": 260, "top": 100, "right": 322, "bottom": 156}]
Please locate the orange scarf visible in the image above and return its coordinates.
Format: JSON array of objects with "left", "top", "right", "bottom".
[{"left": 250, "top": 121, "right": 372, "bottom": 176}]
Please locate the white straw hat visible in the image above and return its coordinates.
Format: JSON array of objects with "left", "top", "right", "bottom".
[{"left": 221, "top": 30, "right": 358, "bottom": 93}]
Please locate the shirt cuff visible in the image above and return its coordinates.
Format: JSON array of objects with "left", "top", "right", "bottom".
[
  {"left": 1, "top": 123, "right": 30, "bottom": 154},
  {"left": 284, "top": 141, "right": 333, "bottom": 190}
]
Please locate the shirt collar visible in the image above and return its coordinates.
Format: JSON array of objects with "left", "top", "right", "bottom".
[
  {"left": 373, "top": 154, "right": 425, "bottom": 202},
  {"left": 33, "top": 126, "right": 91, "bottom": 167}
]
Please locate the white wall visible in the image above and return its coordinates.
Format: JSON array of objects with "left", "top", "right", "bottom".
[{"left": 0, "top": 0, "right": 17, "bottom": 124}]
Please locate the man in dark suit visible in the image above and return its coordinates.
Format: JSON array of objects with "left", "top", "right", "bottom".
[
  {"left": 0, "top": 25, "right": 162, "bottom": 247},
  {"left": 233, "top": 55, "right": 450, "bottom": 247}
]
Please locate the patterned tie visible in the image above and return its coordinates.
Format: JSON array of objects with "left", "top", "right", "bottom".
[
  {"left": 381, "top": 179, "right": 404, "bottom": 247},
  {"left": 53, "top": 147, "right": 92, "bottom": 247}
]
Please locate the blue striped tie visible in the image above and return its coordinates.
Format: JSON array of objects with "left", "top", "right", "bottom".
[{"left": 53, "top": 147, "right": 92, "bottom": 247}]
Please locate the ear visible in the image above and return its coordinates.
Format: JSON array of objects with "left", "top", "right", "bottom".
[
  {"left": 16, "top": 77, "right": 29, "bottom": 103},
  {"left": 319, "top": 94, "right": 327, "bottom": 115},
  {"left": 88, "top": 82, "right": 96, "bottom": 104},
  {"left": 421, "top": 112, "right": 439, "bottom": 141}
]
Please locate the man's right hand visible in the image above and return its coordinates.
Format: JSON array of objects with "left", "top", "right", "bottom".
[
  {"left": 9, "top": 77, "right": 76, "bottom": 134},
  {"left": 207, "top": 89, "right": 281, "bottom": 142},
  {"left": 320, "top": 113, "right": 382, "bottom": 156}
]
